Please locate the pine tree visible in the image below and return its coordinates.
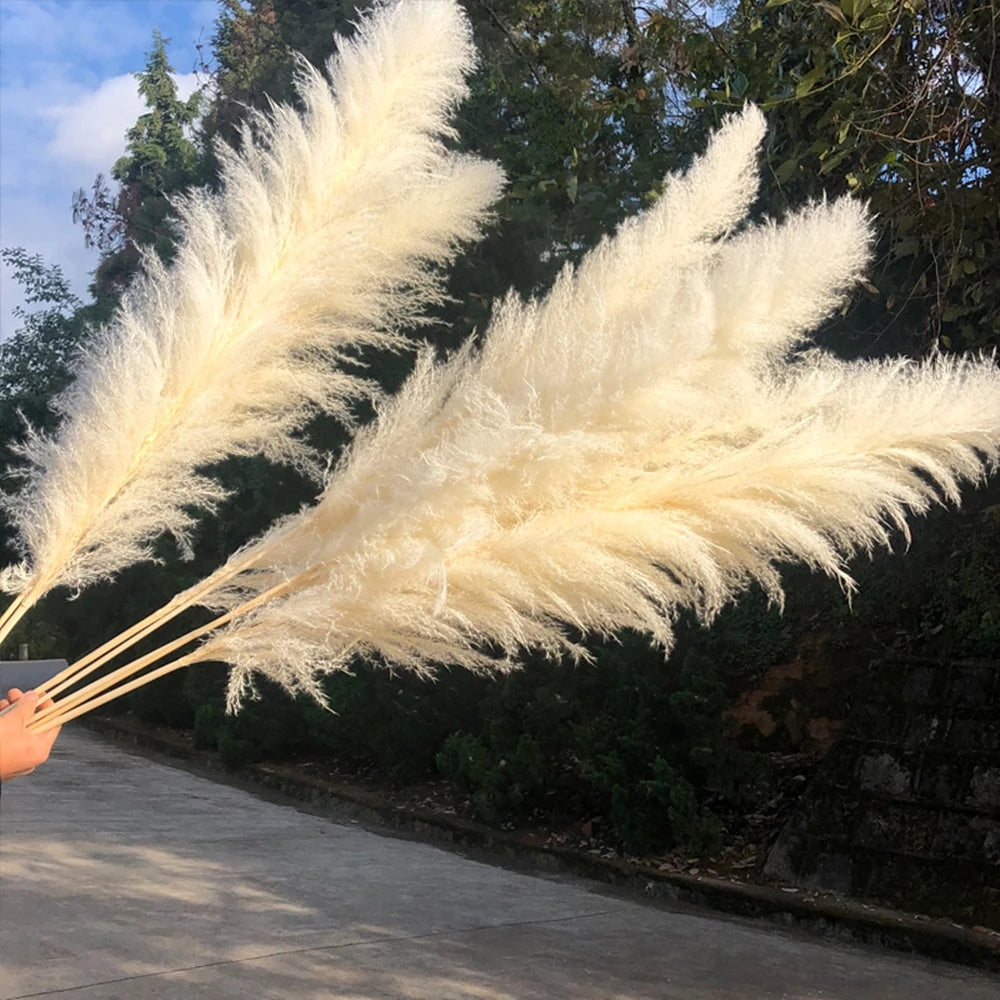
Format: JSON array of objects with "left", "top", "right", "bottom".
[{"left": 74, "top": 30, "right": 202, "bottom": 301}]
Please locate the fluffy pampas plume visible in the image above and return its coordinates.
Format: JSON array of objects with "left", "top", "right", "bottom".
[
  {"left": 29, "top": 99, "right": 999, "bottom": 735},
  {"left": 0, "top": 0, "right": 504, "bottom": 645}
]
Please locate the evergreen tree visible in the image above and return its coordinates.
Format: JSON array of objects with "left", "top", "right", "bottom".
[
  {"left": 113, "top": 29, "right": 202, "bottom": 193},
  {"left": 74, "top": 30, "right": 203, "bottom": 301}
]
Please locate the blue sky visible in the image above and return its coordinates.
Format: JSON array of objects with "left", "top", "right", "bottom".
[{"left": 0, "top": 0, "right": 217, "bottom": 339}]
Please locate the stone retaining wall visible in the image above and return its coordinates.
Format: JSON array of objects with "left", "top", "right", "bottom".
[{"left": 765, "top": 657, "right": 1000, "bottom": 927}]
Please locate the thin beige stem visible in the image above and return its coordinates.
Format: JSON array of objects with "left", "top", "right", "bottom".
[
  {"left": 30, "top": 620, "right": 223, "bottom": 731},
  {"left": 38, "top": 556, "right": 259, "bottom": 699},
  {"left": 0, "top": 584, "right": 37, "bottom": 649},
  {"left": 29, "top": 570, "right": 316, "bottom": 732},
  {"left": 29, "top": 655, "right": 200, "bottom": 735}
]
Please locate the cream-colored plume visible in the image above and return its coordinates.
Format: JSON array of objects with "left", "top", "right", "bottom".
[
  {"left": 27, "top": 101, "right": 1000, "bottom": 733},
  {"left": 199, "top": 349, "right": 999, "bottom": 712},
  {"left": 705, "top": 196, "right": 874, "bottom": 364},
  {"left": 164, "top": 108, "right": 998, "bottom": 711},
  {"left": 0, "top": 0, "right": 504, "bottom": 641}
]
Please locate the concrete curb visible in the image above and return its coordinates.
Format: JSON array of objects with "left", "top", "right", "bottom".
[{"left": 81, "top": 715, "right": 1000, "bottom": 973}]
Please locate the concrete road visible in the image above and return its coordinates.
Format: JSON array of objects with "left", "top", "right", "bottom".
[{"left": 1, "top": 729, "right": 996, "bottom": 1000}]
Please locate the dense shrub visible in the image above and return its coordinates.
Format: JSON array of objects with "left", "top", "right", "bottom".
[{"left": 434, "top": 639, "right": 773, "bottom": 852}]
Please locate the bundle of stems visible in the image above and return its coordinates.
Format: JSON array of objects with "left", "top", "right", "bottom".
[
  {"left": 27, "top": 101, "right": 1000, "bottom": 735},
  {"left": 0, "top": 0, "right": 503, "bottom": 648}
]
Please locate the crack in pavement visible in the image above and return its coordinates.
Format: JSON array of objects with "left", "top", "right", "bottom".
[{"left": 3, "top": 908, "right": 622, "bottom": 998}]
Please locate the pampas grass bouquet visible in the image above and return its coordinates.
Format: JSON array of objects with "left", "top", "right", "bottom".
[{"left": 0, "top": 0, "right": 996, "bottom": 736}]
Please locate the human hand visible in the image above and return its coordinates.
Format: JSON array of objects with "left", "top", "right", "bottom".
[{"left": 0, "top": 688, "right": 62, "bottom": 781}]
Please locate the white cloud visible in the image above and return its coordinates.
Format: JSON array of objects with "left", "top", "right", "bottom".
[{"left": 1, "top": 0, "right": 216, "bottom": 341}]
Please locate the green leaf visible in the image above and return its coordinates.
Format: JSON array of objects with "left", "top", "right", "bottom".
[
  {"left": 941, "top": 304, "right": 973, "bottom": 322},
  {"left": 819, "top": 2, "right": 850, "bottom": 26},
  {"left": 818, "top": 148, "right": 850, "bottom": 174},
  {"left": 773, "top": 157, "right": 800, "bottom": 183},
  {"left": 796, "top": 66, "right": 824, "bottom": 97},
  {"left": 860, "top": 12, "right": 889, "bottom": 32},
  {"left": 840, "top": 0, "right": 871, "bottom": 21}
]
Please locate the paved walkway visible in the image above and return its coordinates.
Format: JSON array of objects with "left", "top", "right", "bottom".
[{"left": 1, "top": 728, "right": 997, "bottom": 999}]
